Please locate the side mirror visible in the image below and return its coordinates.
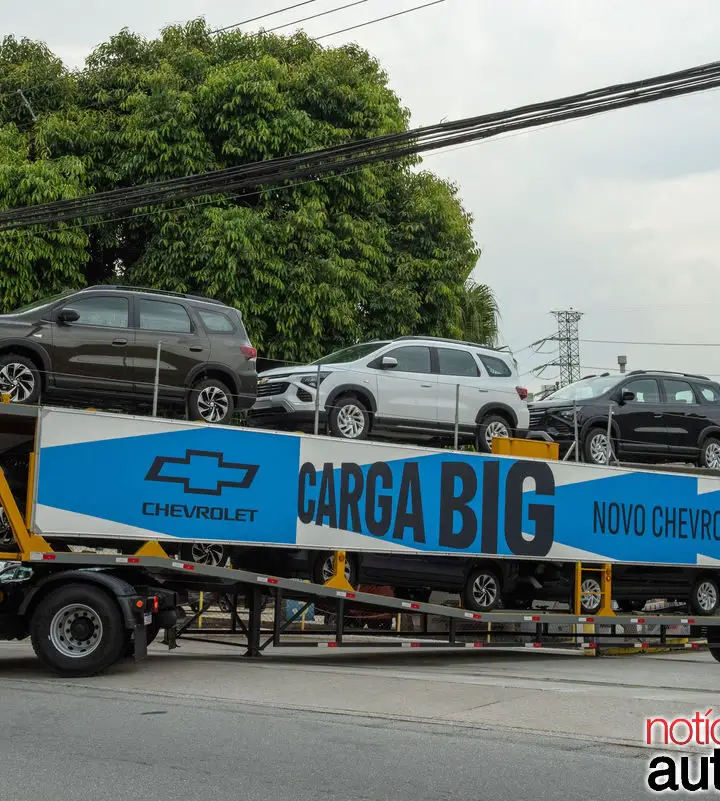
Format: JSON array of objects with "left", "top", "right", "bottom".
[
  {"left": 57, "top": 308, "right": 80, "bottom": 324},
  {"left": 620, "top": 390, "right": 635, "bottom": 404},
  {"left": 380, "top": 356, "right": 398, "bottom": 370}
]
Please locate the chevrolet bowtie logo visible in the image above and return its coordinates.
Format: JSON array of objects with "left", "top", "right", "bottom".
[{"left": 145, "top": 450, "right": 259, "bottom": 496}]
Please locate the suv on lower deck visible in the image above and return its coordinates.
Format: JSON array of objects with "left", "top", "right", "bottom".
[
  {"left": 248, "top": 336, "right": 529, "bottom": 450},
  {"left": 528, "top": 370, "right": 720, "bottom": 467},
  {"left": 0, "top": 285, "right": 257, "bottom": 424}
]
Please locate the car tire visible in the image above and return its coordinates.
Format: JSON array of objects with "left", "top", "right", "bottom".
[
  {"left": 312, "top": 551, "right": 358, "bottom": 586},
  {"left": 583, "top": 427, "right": 614, "bottom": 465},
  {"left": 579, "top": 574, "right": 603, "bottom": 614},
  {"left": 188, "top": 378, "right": 234, "bottom": 425},
  {"left": 690, "top": 575, "right": 720, "bottom": 616},
  {"left": 462, "top": 566, "right": 502, "bottom": 612},
  {"left": 0, "top": 353, "right": 41, "bottom": 405},
  {"left": 328, "top": 395, "right": 369, "bottom": 440},
  {"left": 476, "top": 414, "right": 511, "bottom": 453},
  {"left": 30, "top": 584, "right": 126, "bottom": 677},
  {"left": 700, "top": 438, "right": 720, "bottom": 470},
  {"left": 180, "top": 542, "right": 228, "bottom": 567}
]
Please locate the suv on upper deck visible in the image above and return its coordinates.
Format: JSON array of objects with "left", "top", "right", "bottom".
[
  {"left": 0, "top": 285, "right": 257, "bottom": 424},
  {"left": 528, "top": 370, "right": 720, "bottom": 467},
  {"left": 248, "top": 336, "right": 528, "bottom": 450}
]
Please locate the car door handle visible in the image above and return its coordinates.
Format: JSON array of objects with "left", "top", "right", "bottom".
[
  {"left": 477, "top": 388, "right": 489, "bottom": 393},
  {"left": 653, "top": 413, "right": 662, "bottom": 418},
  {"left": 189, "top": 346, "right": 204, "bottom": 352},
  {"left": 421, "top": 383, "right": 433, "bottom": 388},
  {"left": 112, "top": 338, "right": 128, "bottom": 346}
]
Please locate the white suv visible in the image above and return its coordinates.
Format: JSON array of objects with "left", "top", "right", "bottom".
[{"left": 248, "top": 336, "right": 529, "bottom": 450}]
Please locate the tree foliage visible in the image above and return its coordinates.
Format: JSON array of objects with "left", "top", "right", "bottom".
[{"left": 0, "top": 22, "right": 497, "bottom": 362}]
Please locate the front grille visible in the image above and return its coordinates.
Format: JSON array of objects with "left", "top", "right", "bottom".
[
  {"left": 528, "top": 410, "right": 545, "bottom": 429},
  {"left": 297, "top": 387, "right": 312, "bottom": 402},
  {"left": 257, "top": 381, "right": 289, "bottom": 397}
]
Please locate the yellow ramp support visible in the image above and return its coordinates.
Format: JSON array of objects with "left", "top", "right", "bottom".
[
  {"left": 492, "top": 437, "right": 559, "bottom": 460},
  {"left": 134, "top": 541, "right": 169, "bottom": 558},
  {"left": 0, "top": 465, "right": 52, "bottom": 560},
  {"left": 323, "top": 550, "right": 354, "bottom": 592}
]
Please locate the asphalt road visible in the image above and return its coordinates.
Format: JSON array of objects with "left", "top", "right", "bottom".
[{"left": 3, "top": 671, "right": 648, "bottom": 801}]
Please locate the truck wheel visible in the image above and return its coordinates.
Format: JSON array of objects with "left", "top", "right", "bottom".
[
  {"left": 462, "top": 567, "right": 502, "bottom": 612},
  {"left": 30, "top": 584, "right": 126, "bottom": 677}
]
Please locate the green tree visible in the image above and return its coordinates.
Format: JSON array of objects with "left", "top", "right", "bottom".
[
  {"left": 458, "top": 280, "right": 498, "bottom": 346},
  {"left": 0, "top": 22, "right": 493, "bottom": 363}
]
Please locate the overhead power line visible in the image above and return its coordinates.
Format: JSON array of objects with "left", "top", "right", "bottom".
[
  {"left": 211, "top": 0, "right": 323, "bottom": 33},
  {"left": 315, "top": 0, "right": 446, "bottom": 40},
  {"left": 265, "top": 0, "right": 369, "bottom": 35},
  {"left": 582, "top": 338, "right": 720, "bottom": 347},
  {"left": 2, "top": 58, "right": 720, "bottom": 231}
]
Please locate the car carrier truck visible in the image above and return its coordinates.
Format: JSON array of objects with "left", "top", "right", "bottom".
[{"left": 2, "top": 402, "right": 720, "bottom": 676}]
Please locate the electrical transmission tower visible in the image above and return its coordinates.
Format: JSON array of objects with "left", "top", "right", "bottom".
[{"left": 549, "top": 310, "right": 583, "bottom": 386}]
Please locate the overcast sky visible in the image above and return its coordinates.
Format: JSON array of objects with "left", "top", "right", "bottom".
[{"left": 4, "top": 0, "right": 720, "bottom": 389}]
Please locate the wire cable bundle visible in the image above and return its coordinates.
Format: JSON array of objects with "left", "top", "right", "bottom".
[{"left": 1, "top": 58, "right": 719, "bottom": 231}]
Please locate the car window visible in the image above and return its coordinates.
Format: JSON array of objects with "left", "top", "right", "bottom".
[
  {"left": 384, "top": 346, "right": 432, "bottom": 374},
  {"left": 623, "top": 378, "right": 660, "bottom": 403},
  {"left": 478, "top": 353, "right": 512, "bottom": 378},
  {"left": 437, "top": 348, "right": 479, "bottom": 377},
  {"left": 662, "top": 378, "right": 697, "bottom": 404},
  {"left": 64, "top": 296, "right": 129, "bottom": 328},
  {"left": 198, "top": 309, "right": 235, "bottom": 333},
  {"left": 701, "top": 385, "right": 720, "bottom": 403},
  {"left": 138, "top": 299, "right": 192, "bottom": 333}
]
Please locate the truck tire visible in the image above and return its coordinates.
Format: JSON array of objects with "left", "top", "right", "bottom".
[{"left": 30, "top": 583, "right": 126, "bottom": 677}]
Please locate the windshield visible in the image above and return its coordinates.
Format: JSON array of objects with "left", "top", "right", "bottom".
[
  {"left": 9, "top": 289, "right": 75, "bottom": 314},
  {"left": 545, "top": 374, "right": 623, "bottom": 401},
  {"left": 311, "top": 341, "right": 389, "bottom": 365}
]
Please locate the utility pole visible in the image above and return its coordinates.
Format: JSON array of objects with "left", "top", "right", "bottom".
[{"left": 549, "top": 309, "right": 583, "bottom": 387}]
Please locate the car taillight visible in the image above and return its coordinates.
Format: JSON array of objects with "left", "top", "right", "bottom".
[
  {"left": 516, "top": 386, "right": 528, "bottom": 401},
  {"left": 153, "top": 595, "right": 159, "bottom": 614},
  {"left": 241, "top": 345, "right": 257, "bottom": 361}
]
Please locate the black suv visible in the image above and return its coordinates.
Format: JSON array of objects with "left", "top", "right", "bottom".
[
  {"left": 528, "top": 370, "right": 720, "bottom": 467},
  {"left": 0, "top": 286, "right": 257, "bottom": 423}
]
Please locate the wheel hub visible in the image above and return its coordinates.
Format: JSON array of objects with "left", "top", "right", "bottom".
[{"left": 49, "top": 603, "right": 103, "bottom": 658}]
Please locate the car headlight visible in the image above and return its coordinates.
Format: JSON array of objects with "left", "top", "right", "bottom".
[
  {"left": 300, "top": 372, "right": 331, "bottom": 388},
  {"left": 553, "top": 408, "right": 576, "bottom": 421}
]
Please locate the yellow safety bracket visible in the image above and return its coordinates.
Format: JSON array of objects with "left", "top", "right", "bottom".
[
  {"left": 323, "top": 550, "right": 354, "bottom": 591},
  {"left": 0, "top": 465, "right": 52, "bottom": 560},
  {"left": 492, "top": 437, "right": 559, "bottom": 460},
  {"left": 134, "top": 541, "right": 169, "bottom": 558},
  {"left": 574, "top": 562, "right": 614, "bottom": 617}
]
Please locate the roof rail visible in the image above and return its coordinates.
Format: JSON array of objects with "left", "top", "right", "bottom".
[
  {"left": 628, "top": 369, "right": 711, "bottom": 381},
  {"left": 394, "top": 335, "right": 505, "bottom": 352},
  {"left": 81, "top": 285, "right": 225, "bottom": 306}
]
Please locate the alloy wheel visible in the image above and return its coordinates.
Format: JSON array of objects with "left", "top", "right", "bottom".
[
  {"left": 471, "top": 573, "right": 498, "bottom": 609},
  {"left": 0, "top": 510, "right": 13, "bottom": 546},
  {"left": 695, "top": 581, "right": 718, "bottom": 613},
  {"left": 0, "top": 363, "right": 35, "bottom": 403},
  {"left": 336, "top": 404, "right": 366, "bottom": 438},
  {"left": 197, "top": 386, "right": 230, "bottom": 423},
  {"left": 580, "top": 578, "right": 602, "bottom": 611},
  {"left": 484, "top": 420, "right": 509, "bottom": 450},
  {"left": 705, "top": 442, "right": 720, "bottom": 470},
  {"left": 190, "top": 542, "right": 226, "bottom": 566},
  {"left": 321, "top": 555, "right": 352, "bottom": 583},
  {"left": 589, "top": 433, "right": 612, "bottom": 465}
]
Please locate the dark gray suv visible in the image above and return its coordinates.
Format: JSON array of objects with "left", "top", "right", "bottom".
[{"left": 0, "top": 285, "right": 257, "bottom": 423}]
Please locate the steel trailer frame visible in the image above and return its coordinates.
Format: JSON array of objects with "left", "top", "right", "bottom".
[{"left": 19, "top": 549, "right": 720, "bottom": 659}]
